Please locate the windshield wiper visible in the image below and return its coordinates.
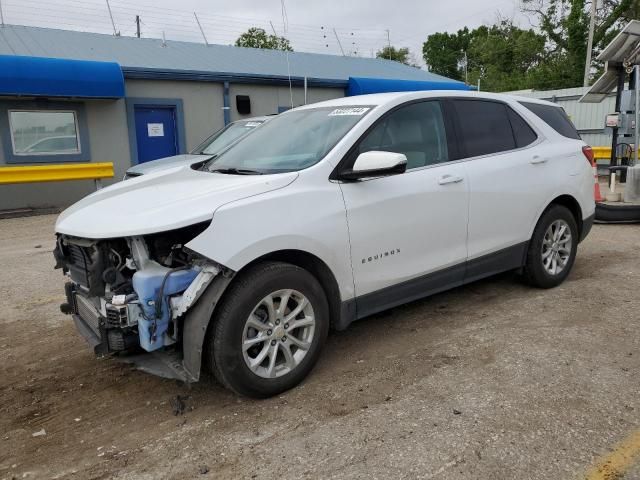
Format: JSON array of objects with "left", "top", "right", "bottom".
[{"left": 211, "top": 167, "right": 263, "bottom": 175}]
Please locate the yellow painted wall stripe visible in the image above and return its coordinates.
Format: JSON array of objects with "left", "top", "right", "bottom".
[
  {"left": 592, "top": 146, "right": 611, "bottom": 161},
  {"left": 584, "top": 429, "right": 640, "bottom": 480},
  {"left": 0, "top": 146, "right": 615, "bottom": 185},
  {"left": 0, "top": 162, "right": 114, "bottom": 185}
]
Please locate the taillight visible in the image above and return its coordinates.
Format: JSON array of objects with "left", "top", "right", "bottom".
[{"left": 582, "top": 145, "right": 595, "bottom": 165}]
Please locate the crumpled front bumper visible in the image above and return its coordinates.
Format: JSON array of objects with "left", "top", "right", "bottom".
[
  {"left": 63, "top": 282, "right": 116, "bottom": 355},
  {"left": 72, "top": 312, "right": 106, "bottom": 353},
  {"left": 64, "top": 282, "right": 205, "bottom": 383}
]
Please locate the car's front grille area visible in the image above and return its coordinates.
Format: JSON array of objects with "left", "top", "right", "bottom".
[
  {"left": 67, "top": 243, "right": 88, "bottom": 266},
  {"left": 75, "top": 294, "right": 101, "bottom": 335},
  {"left": 63, "top": 241, "right": 103, "bottom": 294}
]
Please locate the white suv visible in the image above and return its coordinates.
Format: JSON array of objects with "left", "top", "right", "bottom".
[{"left": 54, "top": 91, "right": 595, "bottom": 398}]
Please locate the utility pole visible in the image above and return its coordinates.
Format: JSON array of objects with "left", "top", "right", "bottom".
[
  {"left": 463, "top": 51, "right": 469, "bottom": 84},
  {"left": 386, "top": 29, "right": 391, "bottom": 60},
  {"left": 135, "top": 15, "right": 141, "bottom": 38},
  {"left": 333, "top": 28, "right": 345, "bottom": 56},
  {"left": 194, "top": 12, "right": 208, "bottom": 46},
  {"left": 105, "top": 0, "right": 119, "bottom": 36},
  {"left": 584, "top": 0, "right": 597, "bottom": 86}
]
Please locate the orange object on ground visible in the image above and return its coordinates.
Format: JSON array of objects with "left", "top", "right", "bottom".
[{"left": 582, "top": 146, "right": 603, "bottom": 202}]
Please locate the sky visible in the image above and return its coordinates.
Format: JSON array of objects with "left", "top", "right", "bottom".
[{"left": 3, "top": 0, "right": 532, "bottom": 68}]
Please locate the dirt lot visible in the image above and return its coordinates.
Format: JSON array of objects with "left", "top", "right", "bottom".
[{"left": 1, "top": 214, "right": 639, "bottom": 480}]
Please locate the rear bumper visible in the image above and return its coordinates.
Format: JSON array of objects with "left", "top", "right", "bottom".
[{"left": 580, "top": 213, "right": 595, "bottom": 242}]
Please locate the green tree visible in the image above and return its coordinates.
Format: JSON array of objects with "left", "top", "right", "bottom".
[
  {"left": 235, "top": 27, "right": 293, "bottom": 51},
  {"left": 466, "top": 22, "right": 547, "bottom": 91},
  {"left": 376, "top": 46, "right": 413, "bottom": 65},
  {"left": 522, "top": 0, "right": 640, "bottom": 88},
  {"left": 422, "top": 22, "right": 546, "bottom": 91},
  {"left": 422, "top": 28, "right": 471, "bottom": 81}
]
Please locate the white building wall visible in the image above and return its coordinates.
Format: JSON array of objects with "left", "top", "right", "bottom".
[{"left": 228, "top": 85, "right": 344, "bottom": 122}]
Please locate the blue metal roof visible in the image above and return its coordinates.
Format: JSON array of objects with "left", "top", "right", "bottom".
[
  {"left": 346, "top": 77, "right": 472, "bottom": 96},
  {"left": 0, "top": 25, "right": 462, "bottom": 86},
  {"left": 0, "top": 54, "right": 124, "bottom": 98}
]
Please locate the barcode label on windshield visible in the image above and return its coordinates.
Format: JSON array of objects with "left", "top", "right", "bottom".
[{"left": 328, "top": 107, "right": 370, "bottom": 116}]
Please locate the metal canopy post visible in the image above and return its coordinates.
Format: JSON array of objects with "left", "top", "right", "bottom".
[
  {"left": 636, "top": 65, "right": 640, "bottom": 164},
  {"left": 580, "top": 20, "right": 640, "bottom": 221},
  {"left": 610, "top": 67, "right": 626, "bottom": 167}
]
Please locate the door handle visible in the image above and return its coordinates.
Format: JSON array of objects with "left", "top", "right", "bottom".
[
  {"left": 438, "top": 174, "right": 464, "bottom": 185},
  {"left": 530, "top": 155, "right": 548, "bottom": 165}
]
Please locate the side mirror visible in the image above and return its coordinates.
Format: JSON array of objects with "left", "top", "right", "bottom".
[{"left": 339, "top": 151, "right": 407, "bottom": 181}]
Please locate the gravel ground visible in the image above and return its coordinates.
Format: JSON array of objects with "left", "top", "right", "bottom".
[{"left": 0, "top": 214, "right": 639, "bottom": 480}]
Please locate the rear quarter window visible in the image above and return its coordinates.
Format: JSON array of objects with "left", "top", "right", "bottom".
[
  {"left": 520, "top": 102, "right": 580, "bottom": 140},
  {"left": 507, "top": 108, "right": 537, "bottom": 148}
]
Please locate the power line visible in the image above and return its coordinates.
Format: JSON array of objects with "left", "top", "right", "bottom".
[
  {"left": 193, "top": 12, "right": 208, "bottom": 46},
  {"left": 3, "top": 2, "right": 389, "bottom": 56},
  {"left": 3, "top": 0, "right": 389, "bottom": 42},
  {"left": 1, "top": 0, "right": 524, "bottom": 65},
  {"left": 104, "top": 0, "right": 118, "bottom": 36},
  {"left": 333, "top": 28, "right": 345, "bottom": 56}
]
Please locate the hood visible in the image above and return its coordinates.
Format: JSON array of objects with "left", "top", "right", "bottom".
[
  {"left": 126, "top": 154, "right": 211, "bottom": 176},
  {"left": 56, "top": 166, "right": 298, "bottom": 239}
]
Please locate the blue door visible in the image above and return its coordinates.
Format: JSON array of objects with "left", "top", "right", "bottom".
[{"left": 134, "top": 106, "right": 178, "bottom": 163}]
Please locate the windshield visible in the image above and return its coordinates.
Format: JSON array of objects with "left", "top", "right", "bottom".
[
  {"left": 193, "top": 119, "right": 266, "bottom": 155},
  {"left": 206, "top": 106, "right": 372, "bottom": 174}
]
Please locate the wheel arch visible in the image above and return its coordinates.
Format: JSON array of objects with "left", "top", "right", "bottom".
[
  {"left": 545, "top": 194, "right": 583, "bottom": 238},
  {"left": 183, "top": 248, "right": 352, "bottom": 382},
  {"left": 237, "top": 249, "right": 344, "bottom": 331}
]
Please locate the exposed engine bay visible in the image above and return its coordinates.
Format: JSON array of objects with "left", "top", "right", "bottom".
[{"left": 54, "top": 222, "right": 223, "bottom": 363}]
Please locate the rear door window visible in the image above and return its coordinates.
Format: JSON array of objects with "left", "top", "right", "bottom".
[
  {"left": 452, "top": 100, "right": 516, "bottom": 157},
  {"left": 519, "top": 102, "right": 580, "bottom": 140}
]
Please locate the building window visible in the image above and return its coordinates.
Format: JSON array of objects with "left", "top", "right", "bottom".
[
  {"left": 9, "top": 110, "right": 81, "bottom": 156},
  {"left": 0, "top": 101, "right": 91, "bottom": 164}
]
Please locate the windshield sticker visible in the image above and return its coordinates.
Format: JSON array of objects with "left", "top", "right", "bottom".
[
  {"left": 244, "top": 122, "right": 262, "bottom": 127},
  {"left": 328, "top": 107, "right": 370, "bottom": 116}
]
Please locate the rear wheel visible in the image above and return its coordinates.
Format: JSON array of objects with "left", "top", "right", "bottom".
[
  {"left": 207, "top": 261, "right": 329, "bottom": 398},
  {"left": 523, "top": 204, "right": 578, "bottom": 288}
]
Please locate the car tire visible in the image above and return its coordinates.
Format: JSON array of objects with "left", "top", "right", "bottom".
[
  {"left": 523, "top": 204, "right": 579, "bottom": 289},
  {"left": 207, "top": 261, "right": 329, "bottom": 398}
]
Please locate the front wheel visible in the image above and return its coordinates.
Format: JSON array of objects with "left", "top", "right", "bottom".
[
  {"left": 523, "top": 204, "right": 578, "bottom": 289},
  {"left": 207, "top": 262, "right": 329, "bottom": 398}
]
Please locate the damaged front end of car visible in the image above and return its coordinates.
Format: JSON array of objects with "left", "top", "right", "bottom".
[{"left": 54, "top": 221, "right": 233, "bottom": 383}]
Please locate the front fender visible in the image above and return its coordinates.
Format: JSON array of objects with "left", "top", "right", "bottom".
[
  {"left": 182, "top": 273, "right": 234, "bottom": 381},
  {"left": 185, "top": 176, "right": 355, "bottom": 302}
]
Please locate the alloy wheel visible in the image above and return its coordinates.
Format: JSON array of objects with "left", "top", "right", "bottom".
[
  {"left": 242, "top": 289, "right": 316, "bottom": 379},
  {"left": 541, "top": 219, "right": 572, "bottom": 276}
]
